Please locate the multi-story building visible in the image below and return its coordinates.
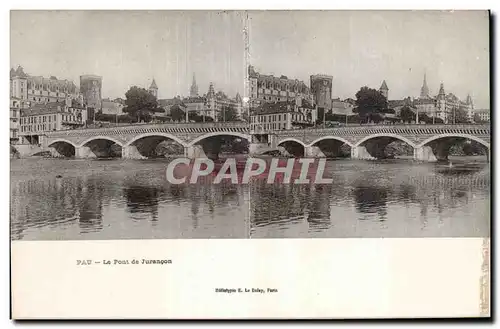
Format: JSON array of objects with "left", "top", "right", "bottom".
[
  {"left": 397, "top": 75, "right": 476, "bottom": 124},
  {"left": 331, "top": 98, "right": 355, "bottom": 116},
  {"left": 248, "top": 65, "right": 312, "bottom": 110},
  {"left": 205, "top": 82, "right": 243, "bottom": 121},
  {"left": 18, "top": 98, "right": 87, "bottom": 145},
  {"left": 80, "top": 75, "right": 103, "bottom": 110},
  {"left": 10, "top": 98, "right": 25, "bottom": 143},
  {"left": 10, "top": 66, "right": 80, "bottom": 104},
  {"left": 101, "top": 98, "right": 125, "bottom": 116},
  {"left": 475, "top": 109, "right": 490, "bottom": 122},
  {"left": 250, "top": 99, "right": 317, "bottom": 132},
  {"left": 310, "top": 74, "right": 333, "bottom": 110}
]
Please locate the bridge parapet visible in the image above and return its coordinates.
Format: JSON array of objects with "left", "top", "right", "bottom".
[
  {"left": 272, "top": 124, "right": 490, "bottom": 147},
  {"left": 46, "top": 122, "right": 250, "bottom": 139}
]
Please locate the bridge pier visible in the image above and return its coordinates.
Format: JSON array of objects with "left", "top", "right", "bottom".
[
  {"left": 75, "top": 146, "right": 97, "bottom": 159},
  {"left": 305, "top": 146, "right": 326, "bottom": 158},
  {"left": 249, "top": 142, "right": 269, "bottom": 155},
  {"left": 122, "top": 145, "right": 146, "bottom": 159},
  {"left": 48, "top": 146, "right": 66, "bottom": 158},
  {"left": 185, "top": 145, "right": 207, "bottom": 159},
  {"left": 413, "top": 146, "right": 437, "bottom": 162},
  {"left": 351, "top": 146, "right": 376, "bottom": 160}
]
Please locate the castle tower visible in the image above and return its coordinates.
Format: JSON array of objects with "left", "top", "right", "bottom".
[
  {"left": 420, "top": 73, "right": 430, "bottom": 99},
  {"left": 379, "top": 80, "right": 389, "bottom": 99},
  {"left": 190, "top": 73, "right": 199, "bottom": 97},
  {"left": 310, "top": 74, "right": 333, "bottom": 110},
  {"left": 149, "top": 78, "right": 158, "bottom": 98}
]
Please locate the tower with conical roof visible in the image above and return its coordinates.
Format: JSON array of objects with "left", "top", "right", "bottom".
[
  {"left": 437, "top": 83, "right": 446, "bottom": 99},
  {"left": 466, "top": 94, "right": 473, "bottom": 107},
  {"left": 379, "top": 80, "right": 389, "bottom": 99},
  {"left": 148, "top": 78, "right": 158, "bottom": 98},
  {"left": 420, "top": 73, "right": 430, "bottom": 99},
  {"left": 207, "top": 82, "right": 215, "bottom": 99},
  {"left": 435, "top": 82, "right": 447, "bottom": 123},
  {"left": 190, "top": 73, "right": 199, "bottom": 97}
]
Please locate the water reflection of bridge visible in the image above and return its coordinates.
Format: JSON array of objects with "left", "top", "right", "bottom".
[
  {"left": 249, "top": 168, "right": 490, "bottom": 232},
  {"left": 10, "top": 174, "right": 248, "bottom": 240}
]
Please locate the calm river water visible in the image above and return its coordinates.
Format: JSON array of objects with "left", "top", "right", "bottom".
[{"left": 10, "top": 157, "right": 490, "bottom": 240}]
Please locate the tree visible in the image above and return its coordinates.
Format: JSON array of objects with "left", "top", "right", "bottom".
[
  {"left": 218, "top": 106, "right": 239, "bottom": 122},
  {"left": 353, "top": 86, "right": 388, "bottom": 123},
  {"left": 418, "top": 113, "right": 433, "bottom": 124},
  {"left": 170, "top": 104, "right": 186, "bottom": 122},
  {"left": 123, "top": 86, "right": 163, "bottom": 122},
  {"left": 454, "top": 107, "right": 470, "bottom": 123},
  {"left": 400, "top": 106, "right": 416, "bottom": 123}
]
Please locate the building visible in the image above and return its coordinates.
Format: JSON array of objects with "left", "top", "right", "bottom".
[
  {"left": 80, "top": 75, "right": 103, "bottom": 110},
  {"left": 18, "top": 99, "right": 87, "bottom": 145},
  {"left": 10, "top": 98, "right": 25, "bottom": 143},
  {"left": 331, "top": 98, "right": 355, "bottom": 116},
  {"left": 10, "top": 66, "right": 80, "bottom": 104},
  {"left": 475, "top": 109, "right": 490, "bottom": 122},
  {"left": 250, "top": 99, "right": 317, "bottom": 132},
  {"left": 205, "top": 82, "right": 243, "bottom": 121},
  {"left": 101, "top": 98, "right": 125, "bottom": 116},
  {"left": 310, "top": 74, "right": 333, "bottom": 110},
  {"left": 10, "top": 66, "right": 85, "bottom": 144},
  {"left": 248, "top": 65, "right": 312, "bottom": 110},
  {"left": 148, "top": 78, "right": 158, "bottom": 98}
]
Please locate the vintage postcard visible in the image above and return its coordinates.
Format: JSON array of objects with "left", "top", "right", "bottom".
[{"left": 10, "top": 10, "right": 490, "bottom": 319}]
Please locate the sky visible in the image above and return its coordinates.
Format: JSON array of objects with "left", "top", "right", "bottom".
[
  {"left": 11, "top": 10, "right": 490, "bottom": 108},
  {"left": 10, "top": 10, "right": 246, "bottom": 100}
]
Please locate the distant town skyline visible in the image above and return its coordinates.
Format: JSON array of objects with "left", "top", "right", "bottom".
[
  {"left": 248, "top": 10, "right": 489, "bottom": 108},
  {"left": 11, "top": 10, "right": 490, "bottom": 108}
]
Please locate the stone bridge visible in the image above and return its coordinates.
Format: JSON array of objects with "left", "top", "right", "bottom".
[
  {"left": 43, "top": 122, "right": 250, "bottom": 159},
  {"left": 40, "top": 122, "right": 490, "bottom": 162},
  {"left": 264, "top": 123, "right": 491, "bottom": 161}
]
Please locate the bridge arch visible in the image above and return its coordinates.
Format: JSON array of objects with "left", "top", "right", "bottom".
[
  {"left": 277, "top": 138, "right": 307, "bottom": 157},
  {"left": 277, "top": 138, "right": 307, "bottom": 148},
  {"left": 48, "top": 139, "right": 79, "bottom": 148},
  {"left": 354, "top": 133, "right": 417, "bottom": 148},
  {"left": 79, "top": 135, "right": 124, "bottom": 148},
  {"left": 417, "top": 133, "right": 490, "bottom": 149},
  {"left": 47, "top": 139, "right": 78, "bottom": 158},
  {"left": 308, "top": 136, "right": 353, "bottom": 148},
  {"left": 307, "top": 136, "right": 353, "bottom": 158},
  {"left": 188, "top": 131, "right": 251, "bottom": 146},
  {"left": 125, "top": 132, "right": 187, "bottom": 147}
]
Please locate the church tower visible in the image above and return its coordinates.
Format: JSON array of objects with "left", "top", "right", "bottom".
[
  {"left": 190, "top": 73, "right": 199, "bottom": 97},
  {"left": 379, "top": 80, "right": 389, "bottom": 99},
  {"left": 148, "top": 78, "right": 158, "bottom": 98},
  {"left": 420, "top": 73, "right": 430, "bottom": 99}
]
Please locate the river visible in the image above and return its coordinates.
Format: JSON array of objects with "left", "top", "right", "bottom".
[{"left": 10, "top": 156, "right": 490, "bottom": 240}]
